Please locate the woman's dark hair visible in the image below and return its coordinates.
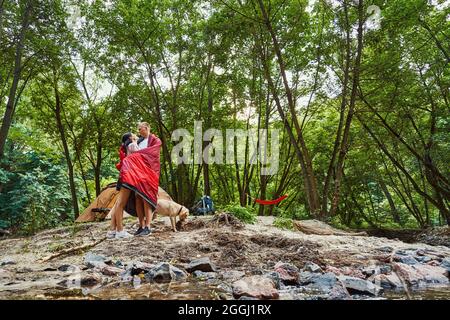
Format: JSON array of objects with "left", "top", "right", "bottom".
[{"left": 121, "top": 132, "right": 132, "bottom": 146}]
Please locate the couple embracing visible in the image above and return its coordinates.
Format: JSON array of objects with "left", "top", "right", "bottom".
[{"left": 107, "top": 122, "right": 161, "bottom": 239}]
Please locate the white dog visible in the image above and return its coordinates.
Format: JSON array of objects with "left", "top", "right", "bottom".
[{"left": 154, "top": 199, "right": 189, "bottom": 232}]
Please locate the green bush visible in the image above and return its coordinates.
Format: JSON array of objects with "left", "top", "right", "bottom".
[
  {"left": 275, "top": 206, "right": 309, "bottom": 220},
  {"left": 0, "top": 141, "right": 73, "bottom": 235},
  {"left": 223, "top": 204, "right": 257, "bottom": 224},
  {"left": 273, "top": 217, "right": 294, "bottom": 230}
]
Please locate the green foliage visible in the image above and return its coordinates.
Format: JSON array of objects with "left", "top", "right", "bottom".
[
  {"left": 223, "top": 203, "right": 257, "bottom": 224},
  {"left": 272, "top": 205, "right": 311, "bottom": 221},
  {"left": 273, "top": 217, "right": 294, "bottom": 230},
  {"left": 0, "top": 138, "right": 72, "bottom": 235}
]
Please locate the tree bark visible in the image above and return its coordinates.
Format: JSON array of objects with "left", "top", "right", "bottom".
[
  {"left": 257, "top": 0, "right": 320, "bottom": 216},
  {"left": 0, "top": 0, "right": 32, "bottom": 158},
  {"left": 330, "top": 0, "right": 364, "bottom": 216},
  {"left": 321, "top": 0, "right": 351, "bottom": 216},
  {"left": 52, "top": 70, "right": 79, "bottom": 219},
  {"left": 379, "top": 179, "right": 401, "bottom": 224}
]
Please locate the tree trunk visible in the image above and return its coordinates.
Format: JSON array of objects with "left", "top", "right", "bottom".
[
  {"left": 202, "top": 69, "right": 213, "bottom": 197},
  {"left": 0, "top": 0, "right": 31, "bottom": 158},
  {"left": 53, "top": 71, "right": 79, "bottom": 219},
  {"left": 330, "top": 0, "right": 365, "bottom": 216},
  {"left": 379, "top": 179, "right": 401, "bottom": 224},
  {"left": 256, "top": 0, "right": 320, "bottom": 216},
  {"left": 94, "top": 116, "right": 102, "bottom": 197},
  {"left": 321, "top": 0, "right": 352, "bottom": 216}
]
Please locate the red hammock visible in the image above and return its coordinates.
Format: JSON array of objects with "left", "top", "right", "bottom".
[{"left": 253, "top": 194, "right": 288, "bottom": 205}]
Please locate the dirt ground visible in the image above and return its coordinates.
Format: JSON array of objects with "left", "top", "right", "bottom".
[{"left": 0, "top": 215, "right": 449, "bottom": 299}]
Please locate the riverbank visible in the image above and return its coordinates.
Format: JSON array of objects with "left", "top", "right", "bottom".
[{"left": 0, "top": 215, "right": 449, "bottom": 300}]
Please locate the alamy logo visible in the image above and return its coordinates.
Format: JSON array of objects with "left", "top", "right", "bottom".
[{"left": 171, "top": 121, "right": 279, "bottom": 175}]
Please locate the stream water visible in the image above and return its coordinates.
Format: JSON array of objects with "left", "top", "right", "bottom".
[{"left": 6, "top": 281, "right": 448, "bottom": 300}]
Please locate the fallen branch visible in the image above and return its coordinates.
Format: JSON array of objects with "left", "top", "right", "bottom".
[
  {"left": 293, "top": 220, "right": 367, "bottom": 236},
  {"left": 389, "top": 249, "right": 412, "bottom": 299},
  {"left": 41, "top": 237, "right": 106, "bottom": 262}
]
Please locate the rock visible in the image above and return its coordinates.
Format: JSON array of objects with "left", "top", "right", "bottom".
[
  {"left": 416, "top": 250, "right": 426, "bottom": 256},
  {"left": 362, "top": 266, "right": 378, "bottom": 277},
  {"left": 440, "top": 257, "right": 450, "bottom": 272},
  {"left": 0, "top": 268, "right": 13, "bottom": 279},
  {"left": 339, "top": 266, "right": 366, "bottom": 279},
  {"left": 238, "top": 296, "right": 259, "bottom": 300},
  {"left": 0, "top": 258, "right": 16, "bottom": 266},
  {"left": 186, "top": 257, "right": 217, "bottom": 273},
  {"left": 145, "top": 262, "right": 187, "bottom": 283},
  {"left": 221, "top": 270, "right": 245, "bottom": 282},
  {"left": 324, "top": 266, "right": 342, "bottom": 275},
  {"left": 58, "top": 265, "right": 79, "bottom": 272},
  {"left": 299, "top": 271, "right": 336, "bottom": 289},
  {"left": 101, "top": 266, "right": 124, "bottom": 276},
  {"left": 126, "top": 262, "right": 154, "bottom": 277},
  {"left": 393, "top": 255, "right": 419, "bottom": 265},
  {"left": 80, "top": 272, "right": 102, "bottom": 287},
  {"left": 265, "top": 271, "right": 282, "bottom": 289},
  {"left": 86, "top": 261, "right": 108, "bottom": 269},
  {"left": 232, "top": 275, "right": 279, "bottom": 299},
  {"left": 395, "top": 250, "right": 410, "bottom": 256},
  {"left": 84, "top": 252, "right": 109, "bottom": 264},
  {"left": 370, "top": 273, "right": 404, "bottom": 290},
  {"left": 394, "top": 263, "right": 449, "bottom": 287},
  {"left": 43, "top": 267, "right": 58, "bottom": 271},
  {"left": 274, "top": 262, "right": 300, "bottom": 285},
  {"left": 379, "top": 265, "right": 393, "bottom": 274},
  {"left": 376, "top": 246, "right": 394, "bottom": 253},
  {"left": 415, "top": 256, "right": 432, "bottom": 263},
  {"left": 339, "top": 275, "right": 383, "bottom": 296},
  {"left": 192, "top": 270, "right": 217, "bottom": 280},
  {"left": 299, "top": 272, "right": 349, "bottom": 299},
  {"left": 426, "top": 260, "right": 441, "bottom": 266},
  {"left": 303, "top": 262, "right": 322, "bottom": 273},
  {"left": 16, "top": 267, "right": 33, "bottom": 273}
]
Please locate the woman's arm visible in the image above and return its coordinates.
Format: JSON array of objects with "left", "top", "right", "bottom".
[{"left": 128, "top": 142, "right": 139, "bottom": 154}]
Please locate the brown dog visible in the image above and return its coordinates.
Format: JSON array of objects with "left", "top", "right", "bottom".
[{"left": 154, "top": 199, "right": 189, "bottom": 232}]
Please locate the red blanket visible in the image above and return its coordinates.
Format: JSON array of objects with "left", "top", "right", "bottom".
[{"left": 119, "top": 134, "right": 161, "bottom": 210}]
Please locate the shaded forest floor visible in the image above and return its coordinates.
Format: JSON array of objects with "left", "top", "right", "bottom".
[{"left": 0, "top": 215, "right": 449, "bottom": 300}]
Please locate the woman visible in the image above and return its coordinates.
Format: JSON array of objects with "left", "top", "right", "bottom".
[
  {"left": 107, "top": 127, "right": 162, "bottom": 239},
  {"left": 107, "top": 132, "right": 138, "bottom": 239}
]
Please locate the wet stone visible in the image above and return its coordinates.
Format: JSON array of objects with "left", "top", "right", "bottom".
[
  {"left": 192, "top": 270, "right": 217, "bottom": 280},
  {"left": 232, "top": 275, "right": 279, "bottom": 300},
  {"left": 393, "top": 255, "right": 419, "bottom": 265},
  {"left": 274, "top": 262, "right": 300, "bottom": 285},
  {"left": 303, "top": 262, "right": 322, "bottom": 273},
  {"left": 339, "top": 275, "right": 383, "bottom": 296},
  {"left": 145, "top": 262, "right": 187, "bottom": 283},
  {"left": 186, "top": 257, "right": 217, "bottom": 273},
  {"left": 0, "top": 258, "right": 16, "bottom": 266}
]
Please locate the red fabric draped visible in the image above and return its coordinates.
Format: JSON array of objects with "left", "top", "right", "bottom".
[
  {"left": 119, "top": 134, "right": 161, "bottom": 209},
  {"left": 254, "top": 195, "right": 288, "bottom": 205},
  {"left": 115, "top": 146, "right": 127, "bottom": 171}
]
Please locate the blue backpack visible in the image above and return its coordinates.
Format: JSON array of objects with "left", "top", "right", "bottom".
[{"left": 193, "top": 196, "right": 215, "bottom": 215}]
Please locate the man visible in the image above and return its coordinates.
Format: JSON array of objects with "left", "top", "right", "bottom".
[
  {"left": 109, "top": 122, "right": 161, "bottom": 239},
  {"left": 134, "top": 122, "right": 160, "bottom": 236}
]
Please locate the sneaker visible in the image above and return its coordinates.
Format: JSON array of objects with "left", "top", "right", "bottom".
[
  {"left": 115, "top": 230, "right": 133, "bottom": 239},
  {"left": 106, "top": 230, "right": 116, "bottom": 239},
  {"left": 134, "top": 227, "right": 144, "bottom": 236},
  {"left": 136, "top": 226, "right": 152, "bottom": 237}
]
